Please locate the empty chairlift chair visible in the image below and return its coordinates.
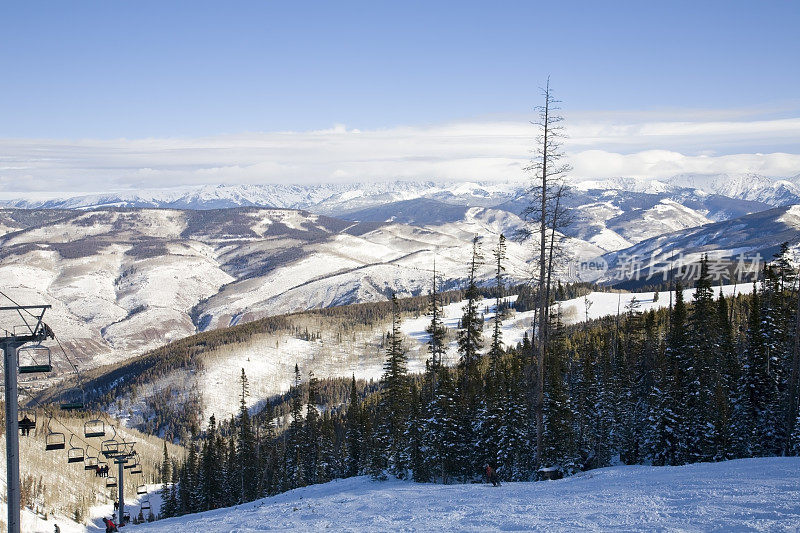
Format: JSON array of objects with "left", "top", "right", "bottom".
[
  {"left": 60, "top": 388, "right": 85, "bottom": 411},
  {"left": 17, "top": 344, "right": 52, "bottom": 374},
  {"left": 45, "top": 430, "right": 65, "bottom": 451},
  {"left": 136, "top": 484, "right": 147, "bottom": 495},
  {"left": 43, "top": 417, "right": 65, "bottom": 450},
  {"left": 101, "top": 439, "right": 119, "bottom": 458},
  {"left": 84, "top": 454, "right": 99, "bottom": 471},
  {"left": 124, "top": 452, "right": 138, "bottom": 470},
  {"left": 101, "top": 426, "right": 120, "bottom": 457},
  {"left": 84, "top": 419, "right": 105, "bottom": 438},
  {"left": 106, "top": 476, "right": 117, "bottom": 488},
  {"left": 140, "top": 498, "right": 151, "bottom": 512},
  {"left": 67, "top": 435, "right": 85, "bottom": 463}
]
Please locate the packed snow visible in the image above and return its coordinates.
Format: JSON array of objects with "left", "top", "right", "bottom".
[{"left": 134, "top": 458, "right": 800, "bottom": 532}]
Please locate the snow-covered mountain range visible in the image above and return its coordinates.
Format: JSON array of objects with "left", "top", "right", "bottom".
[
  {"left": 3, "top": 172, "right": 800, "bottom": 213},
  {"left": 2, "top": 172, "right": 799, "bottom": 374}
]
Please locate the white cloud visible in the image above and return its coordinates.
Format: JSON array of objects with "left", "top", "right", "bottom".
[{"left": 0, "top": 113, "right": 798, "bottom": 196}]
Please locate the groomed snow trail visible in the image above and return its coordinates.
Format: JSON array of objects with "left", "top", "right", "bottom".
[{"left": 135, "top": 458, "right": 800, "bottom": 532}]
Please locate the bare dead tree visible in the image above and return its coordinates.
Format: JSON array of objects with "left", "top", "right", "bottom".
[{"left": 518, "top": 77, "right": 572, "bottom": 465}]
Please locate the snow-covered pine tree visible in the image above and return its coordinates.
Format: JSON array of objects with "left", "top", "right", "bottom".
[
  {"left": 458, "top": 235, "right": 484, "bottom": 397},
  {"left": 305, "top": 371, "right": 321, "bottom": 483},
  {"left": 200, "top": 414, "right": 222, "bottom": 510},
  {"left": 345, "top": 375, "right": 362, "bottom": 477},
  {"left": 237, "top": 369, "right": 259, "bottom": 502},
  {"left": 540, "top": 306, "right": 577, "bottom": 476},
  {"left": 477, "top": 234, "right": 508, "bottom": 476},
  {"left": 497, "top": 351, "right": 532, "bottom": 480},
  {"left": 178, "top": 429, "right": 199, "bottom": 514},
  {"left": 615, "top": 296, "right": 642, "bottom": 464},
  {"left": 743, "top": 282, "right": 782, "bottom": 456},
  {"left": 791, "top": 412, "right": 800, "bottom": 455},
  {"left": 376, "top": 293, "right": 410, "bottom": 479},
  {"left": 687, "top": 255, "right": 718, "bottom": 462},
  {"left": 167, "top": 458, "right": 180, "bottom": 516},
  {"left": 287, "top": 364, "right": 307, "bottom": 488},
  {"left": 426, "top": 257, "right": 448, "bottom": 377},
  {"left": 159, "top": 441, "right": 174, "bottom": 519},
  {"left": 422, "top": 366, "right": 460, "bottom": 483},
  {"left": 223, "top": 428, "right": 239, "bottom": 505},
  {"left": 649, "top": 283, "right": 687, "bottom": 465},
  {"left": 630, "top": 309, "right": 659, "bottom": 464},
  {"left": 715, "top": 289, "right": 741, "bottom": 460},
  {"left": 455, "top": 236, "right": 483, "bottom": 477},
  {"left": 407, "top": 383, "right": 429, "bottom": 482}
]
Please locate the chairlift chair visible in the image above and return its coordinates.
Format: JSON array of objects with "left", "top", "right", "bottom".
[
  {"left": 67, "top": 435, "right": 85, "bottom": 463},
  {"left": 140, "top": 500, "right": 151, "bottom": 511},
  {"left": 136, "top": 484, "right": 147, "bottom": 495},
  {"left": 124, "top": 453, "right": 138, "bottom": 470},
  {"left": 45, "top": 431, "right": 65, "bottom": 451},
  {"left": 60, "top": 388, "right": 85, "bottom": 411},
  {"left": 84, "top": 419, "right": 105, "bottom": 438},
  {"left": 106, "top": 476, "right": 117, "bottom": 488},
  {"left": 101, "top": 425, "right": 120, "bottom": 457},
  {"left": 17, "top": 344, "right": 52, "bottom": 374},
  {"left": 131, "top": 464, "right": 142, "bottom": 475},
  {"left": 18, "top": 408, "right": 37, "bottom": 437},
  {"left": 101, "top": 440, "right": 119, "bottom": 458},
  {"left": 84, "top": 455, "right": 99, "bottom": 471}
]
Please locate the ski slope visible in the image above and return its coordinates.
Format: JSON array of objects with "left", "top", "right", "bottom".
[{"left": 134, "top": 458, "right": 800, "bottom": 532}]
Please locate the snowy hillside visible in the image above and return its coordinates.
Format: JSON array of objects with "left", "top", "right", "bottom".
[
  {"left": 0, "top": 207, "right": 549, "bottom": 368},
  {"left": 114, "top": 284, "right": 751, "bottom": 426},
  {"left": 601, "top": 204, "right": 800, "bottom": 283},
  {"left": 134, "top": 458, "right": 800, "bottom": 532}
]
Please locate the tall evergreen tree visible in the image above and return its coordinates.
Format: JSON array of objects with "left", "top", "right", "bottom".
[
  {"left": 237, "top": 370, "right": 259, "bottom": 502},
  {"left": 159, "top": 441, "right": 174, "bottom": 518},
  {"left": 305, "top": 371, "right": 322, "bottom": 483},
  {"left": 458, "top": 235, "right": 484, "bottom": 395},
  {"left": 200, "top": 415, "right": 222, "bottom": 510},
  {"left": 345, "top": 375, "right": 362, "bottom": 477},
  {"left": 649, "top": 282, "right": 687, "bottom": 465},
  {"left": 287, "top": 364, "right": 306, "bottom": 488},
  {"left": 375, "top": 293, "right": 411, "bottom": 479},
  {"left": 687, "top": 255, "right": 718, "bottom": 461},
  {"left": 744, "top": 280, "right": 782, "bottom": 455}
]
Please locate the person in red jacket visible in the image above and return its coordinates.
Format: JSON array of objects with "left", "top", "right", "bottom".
[
  {"left": 485, "top": 463, "right": 499, "bottom": 486},
  {"left": 103, "top": 517, "right": 118, "bottom": 532}
]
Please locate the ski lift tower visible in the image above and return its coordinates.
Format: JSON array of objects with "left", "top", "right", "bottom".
[{"left": 1, "top": 304, "right": 53, "bottom": 533}]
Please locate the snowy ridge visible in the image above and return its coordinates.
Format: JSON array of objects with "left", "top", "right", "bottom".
[{"left": 134, "top": 458, "right": 800, "bottom": 532}]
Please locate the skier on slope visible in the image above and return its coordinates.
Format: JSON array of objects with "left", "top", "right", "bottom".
[{"left": 485, "top": 463, "right": 500, "bottom": 487}]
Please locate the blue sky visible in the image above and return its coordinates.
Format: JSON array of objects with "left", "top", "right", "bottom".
[
  {"left": 1, "top": 1, "right": 798, "bottom": 192},
  {"left": 3, "top": 0, "right": 798, "bottom": 137}
]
